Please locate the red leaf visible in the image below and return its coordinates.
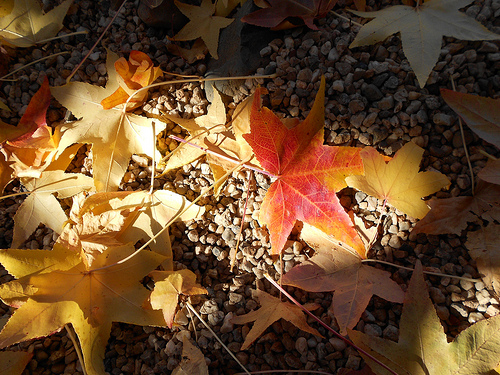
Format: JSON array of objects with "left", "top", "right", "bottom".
[
  {"left": 242, "top": 0, "right": 338, "bottom": 30},
  {"left": 243, "top": 77, "right": 365, "bottom": 256}
]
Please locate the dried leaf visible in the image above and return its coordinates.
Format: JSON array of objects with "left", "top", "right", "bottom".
[
  {"left": 101, "top": 51, "right": 163, "bottom": 110},
  {"left": 346, "top": 142, "right": 450, "bottom": 219},
  {"left": 149, "top": 269, "right": 207, "bottom": 328},
  {"left": 51, "top": 49, "right": 166, "bottom": 191},
  {"left": 466, "top": 225, "right": 500, "bottom": 295},
  {"left": 283, "top": 224, "right": 404, "bottom": 335},
  {"left": 166, "top": 38, "right": 208, "bottom": 64},
  {"left": 0, "top": 0, "right": 73, "bottom": 47},
  {"left": 171, "top": 0, "right": 234, "bottom": 59},
  {"left": 412, "top": 180, "right": 500, "bottom": 235},
  {"left": 349, "top": 0, "right": 500, "bottom": 87},
  {"left": 172, "top": 335, "right": 209, "bottom": 375},
  {"left": 478, "top": 159, "right": 500, "bottom": 185},
  {"left": 243, "top": 77, "right": 365, "bottom": 255},
  {"left": 231, "top": 289, "right": 322, "bottom": 350},
  {"left": 0, "top": 0, "right": 14, "bottom": 17},
  {"left": 0, "top": 351, "right": 32, "bottom": 375},
  {"left": 0, "top": 244, "right": 167, "bottom": 375},
  {"left": 440, "top": 89, "right": 500, "bottom": 149},
  {"left": 349, "top": 261, "right": 500, "bottom": 375}
]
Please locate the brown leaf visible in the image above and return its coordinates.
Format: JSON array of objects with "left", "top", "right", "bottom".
[
  {"left": 478, "top": 158, "right": 500, "bottom": 185},
  {"left": 282, "top": 224, "right": 404, "bottom": 335},
  {"left": 231, "top": 289, "right": 322, "bottom": 350}
]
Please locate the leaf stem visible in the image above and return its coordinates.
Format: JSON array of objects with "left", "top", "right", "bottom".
[
  {"left": 479, "top": 149, "right": 498, "bottom": 160},
  {"left": 168, "top": 134, "right": 276, "bottom": 178},
  {"left": 264, "top": 273, "right": 399, "bottom": 375},
  {"left": 65, "top": 324, "right": 87, "bottom": 375},
  {"left": 185, "top": 302, "right": 251, "bottom": 375},
  {"left": 450, "top": 76, "right": 474, "bottom": 195},
  {"left": 331, "top": 11, "right": 363, "bottom": 27},
  {"left": 361, "top": 259, "right": 481, "bottom": 283}
]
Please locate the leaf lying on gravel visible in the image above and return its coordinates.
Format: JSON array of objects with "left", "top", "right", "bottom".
[
  {"left": 478, "top": 159, "right": 500, "bottom": 185},
  {"left": 440, "top": 89, "right": 500, "bottom": 149},
  {"left": 171, "top": 0, "right": 234, "bottom": 59},
  {"left": 51, "top": 49, "right": 166, "bottom": 192},
  {"left": 283, "top": 224, "right": 404, "bottom": 335},
  {"left": 349, "top": 0, "right": 500, "bottom": 87},
  {"left": 242, "top": 0, "right": 338, "bottom": 30},
  {"left": 0, "top": 77, "right": 59, "bottom": 179},
  {"left": 466, "top": 225, "right": 500, "bottom": 295},
  {"left": 101, "top": 50, "right": 163, "bottom": 110},
  {"left": 412, "top": 180, "right": 500, "bottom": 235},
  {"left": 349, "top": 261, "right": 500, "bottom": 375},
  {"left": 0, "top": 351, "right": 32, "bottom": 375},
  {"left": 346, "top": 142, "right": 450, "bottom": 219},
  {"left": 0, "top": 0, "right": 73, "bottom": 47},
  {"left": 0, "top": 244, "right": 167, "bottom": 375},
  {"left": 149, "top": 269, "right": 207, "bottom": 328},
  {"left": 244, "top": 76, "right": 366, "bottom": 255},
  {"left": 231, "top": 289, "right": 322, "bottom": 350},
  {"left": 172, "top": 334, "right": 209, "bottom": 375}
]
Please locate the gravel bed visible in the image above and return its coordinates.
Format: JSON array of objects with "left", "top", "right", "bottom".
[{"left": 1, "top": 0, "right": 500, "bottom": 374}]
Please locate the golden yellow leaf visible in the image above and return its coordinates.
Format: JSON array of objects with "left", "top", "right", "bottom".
[
  {"left": 171, "top": 0, "right": 234, "bottom": 59},
  {"left": 149, "top": 269, "right": 207, "bottom": 328},
  {"left": 346, "top": 142, "right": 450, "bottom": 219},
  {"left": 0, "top": 0, "right": 14, "bottom": 17},
  {"left": 0, "top": 0, "right": 73, "bottom": 47},
  {"left": 0, "top": 244, "right": 167, "bottom": 375}
]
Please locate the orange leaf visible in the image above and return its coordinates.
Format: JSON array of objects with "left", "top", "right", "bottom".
[
  {"left": 101, "top": 51, "right": 162, "bottom": 110},
  {"left": 0, "top": 77, "right": 59, "bottom": 178},
  {"left": 243, "top": 76, "right": 365, "bottom": 255}
]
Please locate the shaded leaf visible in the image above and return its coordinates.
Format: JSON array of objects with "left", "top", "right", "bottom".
[
  {"left": 412, "top": 180, "right": 500, "bottom": 235},
  {"left": 478, "top": 159, "right": 500, "bottom": 185},
  {"left": 466, "top": 225, "right": 500, "bottom": 295},
  {"left": 441, "top": 89, "right": 500, "bottom": 149},
  {"left": 349, "top": 261, "right": 500, "bottom": 375},
  {"left": 346, "top": 142, "right": 450, "bottom": 219},
  {"left": 171, "top": 0, "right": 234, "bottom": 59},
  {"left": 231, "top": 289, "right": 322, "bottom": 350},
  {"left": 244, "top": 77, "right": 365, "bottom": 255},
  {"left": 349, "top": 0, "right": 500, "bottom": 87},
  {"left": 0, "top": 351, "right": 32, "bottom": 375},
  {"left": 283, "top": 224, "right": 404, "bottom": 335},
  {"left": 0, "top": 0, "right": 73, "bottom": 47},
  {"left": 172, "top": 335, "right": 209, "bottom": 375},
  {"left": 149, "top": 269, "right": 207, "bottom": 328}
]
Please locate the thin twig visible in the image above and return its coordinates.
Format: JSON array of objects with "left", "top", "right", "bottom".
[
  {"left": 361, "top": 259, "right": 481, "bottom": 283},
  {"left": 185, "top": 302, "right": 251, "bottom": 375},
  {"left": 264, "top": 274, "right": 399, "bottom": 375},
  {"left": 450, "top": 76, "right": 475, "bottom": 195},
  {"left": 65, "top": 324, "right": 87, "bottom": 375},
  {"left": 331, "top": 10, "right": 363, "bottom": 27}
]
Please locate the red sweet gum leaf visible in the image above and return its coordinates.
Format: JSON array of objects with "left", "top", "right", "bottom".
[
  {"left": 243, "top": 77, "right": 365, "bottom": 256},
  {"left": 242, "top": 0, "right": 338, "bottom": 30}
]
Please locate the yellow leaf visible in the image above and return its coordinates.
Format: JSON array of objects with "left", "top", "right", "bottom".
[
  {"left": 346, "top": 142, "right": 450, "bottom": 219},
  {"left": 51, "top": 49, "right": 166, "bottom": 191},
  {"left": 149, "top": 269, "right": 207, "bottom": 328},
  {"left": 0, "top": 0, "right": 14, "bottom": 17},
  {"left": 0, "top": 244, "right": 167, "bottom": 375},
  {"left": 0, "top": 0, "right": 73, "bottom": 47},
  {"left": 171, "top": 0, "right": 234, "bottom": 59},
  {"left": 231, "top": 289, "right": 322, "bottom": 350},
  {"left": 349, "top": 0, "right": 500, "bottom": 87}
]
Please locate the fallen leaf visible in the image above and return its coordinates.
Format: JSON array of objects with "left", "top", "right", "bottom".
[
  {"left": 0, "top": 351, "right": 32, "bottom": 375},
  {"left": 0, "top": 244, "right": 167, "bottom": 375},
  {"left": 440, "top": 89, "right": 500, "bottom": 149},
  {"left": 231, "top": 289, "right": 322, "bottom": 350},
  {"left": 242, "top": 0, "right": 337, "bottom": 30},
  {"left": 172, "top": 335, "right": 209, "bottom": 375},
  {"left": 171, "top": 0, "right": 234, "bottom": 59},
  {"left": 101, "top": 51, "right": 163, "bottom": 110},
  {"left": 51, "top": 49, "right": 166, "bottom": 191},
  {"left": 0, "top": 77, "right": 59, "bottom": 178},
  {"left": 283, "top": 224, "right": 404, "bottom": 335},
  {"left": 0, "top": 0, "right": 73, "bottom": 47},
  {"left": 149, "top": 269, "right": 207, "bottom": 328},
  {"left": 0, "top": 0, "right": 14, "bottom": 17},
  {"left": 348, "top": 261, "right": 500, "bottom": 375},
  {"left": 412, "top": 180, "right": 500, "bottom": 235},
  {"left": 478, "top": 159, "right": 500, "bottom": 185},
  {"left": 466, "top": 225, "right": 500, "bottom": 295},
  {"left": 349, "top": 0, "right": 500, "bottom": 87},
  {"left": 346, "top": 142, "right": 450, "bottom": 219},
  {"left": 166, "top": 38, "right": 208, "bottom": 64},
  {"left": 0, "top": 155, "right": 11, "bottom": 193},
  {"left": 215, "top": 0, "right": 246, "bottom": 17},
  {"left": 243, "top": 76, "right": 365, "bottom": 255}
]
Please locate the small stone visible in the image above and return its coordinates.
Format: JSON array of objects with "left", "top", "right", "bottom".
[
  {"left": 329, "top": 337, "right": 347, "bottom": 351},
  {"left": 433, "top": 113, "right": 452, "bottom": 126},
  {"left": 295, "top": 337, "right": 308, "bottom": 355},
  {"left": 363, "top": 84, "right": 383, "bottom": 101},
  {"left": 436, "top": 305, "right": 450, "bottom": 320},
  {"left": 220, "top": 312, "right": 234, "bottom": 333},
  {"left": 297, "top": 68, "right": 313, "bottom": 82},
  {"left": 200, "top": 300, "right": 219, "bottom": 314},
  {"left": 345, "top": 354, "right": 362, "bottom": 370},
  {"left": 331, "top": 80, "right": 344, "bottom": 92},
  {"left": 450, "top": 303, "right": 468, "bottom": 318},
  {"left": 364, "top": 323, "right": 382, "bottom": 337},
  {"left": 468, "top": 312, "right": 485, "bottom": 324},
  {"left": 485, "top": 305, "right": 500, "bottom": 317},
  {"left": 222, "top": 228, "right": 235, "bottom": 242},
  {"left": 377, "top": 96, "right": 394, "bottom": 110},
  {"left": 429, "top": 287, "right": 446, "bottom": 304},
  {"left": 382, "top": 325, "right": 399, "bottom": 341}
]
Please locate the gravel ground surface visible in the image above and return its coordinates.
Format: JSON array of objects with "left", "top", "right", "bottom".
[{"left": 1, "top": 0, "right": 500, "bottom": 374}]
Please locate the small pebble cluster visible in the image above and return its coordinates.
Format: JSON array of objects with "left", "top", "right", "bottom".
[{"left": 0, "top": 0, "right": 500, "bottom": 374}]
